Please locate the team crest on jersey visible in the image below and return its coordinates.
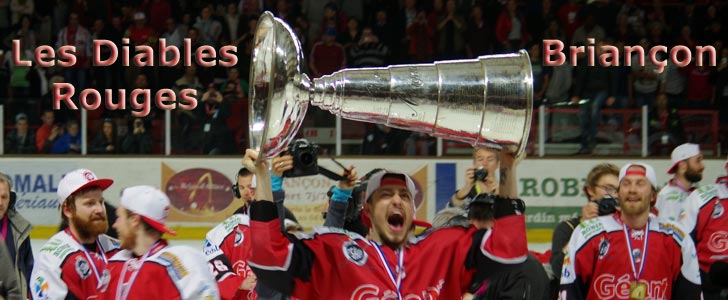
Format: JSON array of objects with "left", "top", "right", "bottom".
[
  {"left": 343, "top": 241, "right": 367, "bottom": 266},
  {"left": 598, "top": 238, "right": 610, "bottom": 259},
  {"left": 713, "top": 202, "right": 724, "bottom": 219},
  {"left": 75, "top": 256, "right": 92, "bottom": 279},
  {"left": 234, "top": 229, "right": 244, "bottom": 247}
]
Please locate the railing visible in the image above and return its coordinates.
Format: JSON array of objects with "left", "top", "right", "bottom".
[{"left": 1, "top": 103, "right": 724, "bottom": 157}]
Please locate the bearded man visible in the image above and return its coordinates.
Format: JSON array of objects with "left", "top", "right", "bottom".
[
  {"left": 656, "top": 143, "right": 704, "bottom": 221},
  {"left": 30, "top": 169, "right": 120, "bottom": 300}
]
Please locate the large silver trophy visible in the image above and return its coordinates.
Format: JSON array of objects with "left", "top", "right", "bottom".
[{"left": 249, "top": 12, "right": 533, "bottom": 161}]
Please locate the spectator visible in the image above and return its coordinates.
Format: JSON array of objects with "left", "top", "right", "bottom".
[
  {"left": 7, "top": 37, "right": 32, "bottom": 101},
  {"left": 308, "top": 28, "right": 345, "bottom": 78},
  {"left": 51, "top": 120, "right": 81, "bottom": 154},
  {"left": 0, "top": 172, "right": 33, "bottom": 300},
  {"left": 5, "top": 113, "right": 36, "bottom": 154},
  {"left": 194, "top": 5, "right": 222, "bottom": 46},
  {"left": 529, "top": 41, "right": 551, "bottom": 104},
  {"left": 0, "top": 239, "right": 22, "bottom": 300},
  {"left": 464, "top": 5, "right": 491, "bottom": 58},
  {"left": 682, "top": 58, "right": 714, "bottom": 110},
  {"left": 36, "top": 110, "right": 61, "bottom": 153},
  {"left": 659, "top": 52, "right": 687, "bottom": 110},
  {"left": 450, "top": 147, "right": 502, "bottom": 208},
  {"left": 2, "top": 14, "right": 36, "bottom": 50},
  {"left": 320, "top": 2, "right": 347, "bottom": 41},
  {"left": 338, "top": 17, "right": 361, "bottom": 61},
  {"left": 716, "top": 47, "right": 728, "bottom": 125},
  {"left": 648, "top": 93, "right": 686, "bottom": 156},
  {"left": 141, "top": 0, "right": 171, "bottom": 34},
  {"left": 349, "top": 26, "right": 389, "bottom": 68},
  {"left": 90, "top": 118, "right": 119, "bottom": 154},
  {"left": 0, "top": 49, "right": 9, "bottom": 101},
  {"left": 571, "top": 12, "right": 604, "bottom": 47},
  {"left": 372, "top": 9, "right": 397, "bottom": 59},
  {"left": 571, "top": 40, "right": 618, "bottom": 155},
  {"left": 56, "top": 13, "right": 92, "bottom": 91},
  {"left": 436, "top": 0, "right": 466, "bottom": 59},
  {"left": 406, "top": 9, "right": 435, "bottom": 63},
  {"left": 200, "top": 84, "right": 234, "bottom": 155},
  {"left": 9, "top": 0, "right": 33, "bottom": 26},
  {"left": 360, "top": 124, "right": 410, "bottom": 155},
  {"left": 223, "top": 3, "right": 244, "bottom": 41},
  {"left": 121, "top": 117, "right": 153, "bottom": 154},
  {"left": 550, "top": 163, "right": 619, "bottom": 299},
  {"left": 630, "top": 38, "right": 660, "bottom": 108},
  {"left": 556, "top": 0, "right": 580, "bottom": 43}
]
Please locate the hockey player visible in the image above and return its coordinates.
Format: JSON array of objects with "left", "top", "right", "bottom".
[
  {"left": 560, "top": 163, "right": 702, "bottom": 300},
  {"left": 106, "top": 185, "right": 219, "bottom": 300},
  {"left": 30, "top": 169, "right": 119, "bottom": 300},
  {"left": 242, "top": 149, "right": 528, "bottom": 299},
  {"left": 680, "top": 166, "right": 728, "bottom": 300},
  {"left": 656, "top": 143, "right": 704, "bottom": 221}
]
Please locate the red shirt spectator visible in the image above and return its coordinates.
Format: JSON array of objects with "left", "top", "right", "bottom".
[
  {"left": 683, "top": 64, "right": 714, "bottom": 106},
  {"left": 557, "top": 0, "right": 581, "bottom": 42},
  {"left": 309, "top": 29, "right": 346, "bottom": 78},
  {"left": 142, "top": 0, "right": 172, "bottom": 33}
]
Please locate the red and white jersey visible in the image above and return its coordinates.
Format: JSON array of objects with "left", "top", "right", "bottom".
[
  {"left": 204, "top": 213, "right": 256, "bottom": 300},
  {"left": 247, "top": 201, "right": 528, "bottom": 300},
  {"left": 716, "top": 175, "right": 728, "bottom": 185},
  {"left": 30, "top": 230, "right": 120, "bottom": 300},
  {"left": 680, "top": 182, "right": 728, "bottom": 273},
  {"left": 656, "top": 179, "right": 696, "bottom": 222},
  {"left": 560, "top": 213, "right": 702, "bottom": 300},
  {"left": 106, "top": 241, "right": 220, "bottom": 300}
]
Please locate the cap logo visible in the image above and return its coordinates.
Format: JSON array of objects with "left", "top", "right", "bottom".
[
  {"left": 83, "top": 171, "right": 95, "bottom": 181},
  {"left": 625, "top": 170, "right": 646, "bottom": 177}
]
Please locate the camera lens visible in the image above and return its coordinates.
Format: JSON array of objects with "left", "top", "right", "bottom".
[{"left": 299, "top": 152, "right": 315, "bottom": 167}]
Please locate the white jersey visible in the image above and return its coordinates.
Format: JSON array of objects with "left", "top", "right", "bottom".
[
  {"left": 106, "top": 242, "right": 220, "bottom": 300},
  {"left": 656, "top": 179, "right": 696, "bottom": 222}
]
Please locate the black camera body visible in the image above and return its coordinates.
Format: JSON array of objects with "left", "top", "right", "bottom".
[
  {"left": 596, "top": 195, "right": 619, "bottom": 216},
  {"left": 282, "top": 139, "right": 320, "bottom": 178},
  {"left": 474, "top": 167, "right": 488, "bottom": 182}
]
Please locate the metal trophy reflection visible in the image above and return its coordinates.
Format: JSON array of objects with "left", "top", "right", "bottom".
[{"left": 248, "top": 11, "right": 534, "bottom": 161}]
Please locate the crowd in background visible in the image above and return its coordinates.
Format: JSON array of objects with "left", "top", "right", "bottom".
[{"left": 1, "top": 0, "right": 728, "bottom": 155}]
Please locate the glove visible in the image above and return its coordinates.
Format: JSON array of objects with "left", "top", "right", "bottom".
[{"left": 492, "top": 196, "right": 526, "bottom": 218}]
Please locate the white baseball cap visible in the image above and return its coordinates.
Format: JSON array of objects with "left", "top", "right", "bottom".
[
  {"left": 57, "top": 169, "right": 114, "bottom": 203},
  {"left": 667, "top": 143, "right": 701, "bottom": 174},
  {"left": 119, "top": 185, "right": 176, "bottom": 236},
  {"left": 619, "top": 163, "right": 658, "bottom": 189},
  {"left": 364, "top": 170, "right": 418, "bottom": 203}
]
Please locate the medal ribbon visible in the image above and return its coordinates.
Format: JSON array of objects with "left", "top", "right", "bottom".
[
  {"left": 623, "top": 220, "right": 649, "bottom": 281},
  {"left": 65, "top": 228, "right": 108, "bottom": 286},
  {"left": 115, "top": 240, "right": 165, "bottom": 300},
  {"left": 372, "top": 242, "right": 404, "bottom": 300}
]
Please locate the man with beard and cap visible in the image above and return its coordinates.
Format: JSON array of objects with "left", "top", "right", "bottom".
[
  {"left": 241, "top": 149, "right": 527, "bottom": 299},
  {"left": 106, "top": 185, "right": 219, "bottom": 300},
  {"left": 30, "top": 169, "right": 120, "bottom": 300},
  {"left": 656, "top": 143, "right": 704, "bottom": 222},
  {"left": 560, "top": 163, "right": 702, "bottom": 300},
  {"left": 680, "top": 157, "right": 728, "bottom": 300}
]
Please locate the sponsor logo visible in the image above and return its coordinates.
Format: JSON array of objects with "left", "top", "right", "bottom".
[
  {"left": 203, "top": 240, "right": 221, "bottom": 256},
  {"left": 713, "top": 202, "right": 724, "bottom": 219},
  {"left": 598, "top": 238, "right": 609, "bottom": 260},
  {"left": 33, "top": 276, "right": 50, "bottom": 300},
  {"left": 593, "top": 274, "right": 668, "bottom": 299},
  {"left": 580, "top": 219, "right": 605, "bottom": 239},
  {"left": 658, "top": 222, "right": 685, "bottom": 241},
  {"left": 342, "top": 241, "right": 367, "bottom": 266},
  {"left": 234, "top": 229, "right": 244, "bottom": 247},
  {"left": 165, "top": 168, "right": 234, "bottom": 216},
  {"left": 350, "top": 280, "right": 444, "bottom": 300},
  {"left": 75, "top": 256, "right": 91, "bottom": 279},
  {"left": 708, "top": 231, "right": 728, "bottom": 253},
  {"left": 159, "top": 252, "right": 189, "bottom": 280}
]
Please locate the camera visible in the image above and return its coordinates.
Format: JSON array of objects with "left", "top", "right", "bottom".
[
  {"left": 474, "top": 167, "right": 488, "bottom": 182},
  {"left": 282, "top": 139, "right": 320, "bottom": 178},
  {"left": 596, "top": 195, "right": 619, "bottom": 216}
]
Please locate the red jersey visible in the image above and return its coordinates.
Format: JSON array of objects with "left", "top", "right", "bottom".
[
  {"left": 106, "top": 241, "right": 220, "bottom": 300},
  {"left": 560, "top": 213, "right": 702, "bottom": 300},
  {"left": 309, "top": 41, "right": 345, "bottom": 77},
  {"left": 681, "top": 183, "right": 728, "bottom": 286},
  {"left": 247, "top": 200, "right": 527, "bottom": 300},
  {"left": 204, "top": 213, "right": 256, "bottom": 300},
  {"left": 30, "top": 230, "right": 120, "bottom": 300}
]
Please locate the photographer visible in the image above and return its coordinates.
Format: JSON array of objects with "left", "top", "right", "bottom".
[
  {"left": 451, "top": 146, "right": 520, "bottom": 207},
  {"left": 201, "top": 84, "right": 234, "bottom": 155},
  {"left": 121, "top": 117, "right": 152, "bottom": 154},
  {"left": 549, "top": 163, "right": 619, "bottom": 298}
]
